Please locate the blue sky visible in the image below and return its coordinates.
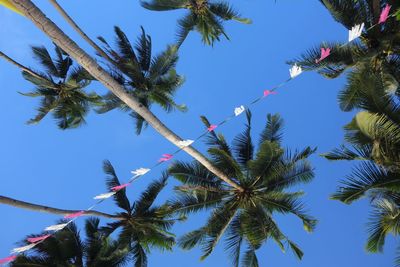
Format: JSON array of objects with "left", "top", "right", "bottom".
[{"left": 0, "top": 0, "right": 396, "bottom": 266}]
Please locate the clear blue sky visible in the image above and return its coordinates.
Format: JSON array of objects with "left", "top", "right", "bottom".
[{"left": 0, "top": 0, "right": 396, "bottom": 266}]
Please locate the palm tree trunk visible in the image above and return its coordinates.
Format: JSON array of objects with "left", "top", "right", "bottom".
[
  {"left": 0, "top": 51, "right": 43, "bottom": 79},
  {"left": 10, "top": 0, "right": 243, "bottom": 192},
  {"left": 0, "top": 195, "right": 124, "bottom": 219},
  {"left": 47, "top": 0, "right": 116, "bottom": 66}
]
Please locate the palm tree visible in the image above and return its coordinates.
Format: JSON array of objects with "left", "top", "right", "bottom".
[
  {"left": 11, "top": 218, "right": 130, "bottom": 266},
  {"left": 322, "top": 110, "right": 400, "bottom": 265},
  {"left": 96, "top": 26, "right": 187, "bottom": 134},
  {"left": 10, "top": 0, "right": 242, "bottom": 190},
  {"left": 100, "top": 161, "right": 184, "bottom": 267},
  {"left": 290, "top": 0, "right": 400, "bottom": 113},
  {"left": 140, "top": 0, "right": 251, "bottom": 46},
  {"left": 18, "top": 44, "right": 102, "bottom": 129},
  {"left": 168, "top": 111, "right": 317, "bottom": 266}
]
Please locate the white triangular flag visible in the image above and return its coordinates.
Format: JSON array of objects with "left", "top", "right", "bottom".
[
  {"left": 44, "top": 223, "right": 68, "bottom": 231},
  {"left": 131, "top": 168, "right": 150, "bottom": 176},
  {"left": 93, "top": 192, "right": 116, "bottom": 200},
  {"left": 177, "top": 139, "right": 194, "bottom": 147},
  {"left": 348, "top": 23, "right": 364, "bottom": 42},
  {"left": 289, "top": 64, "right": 302, "bottom": 78},
  {"left": 234, "top": 105, "right": 245, "bottom": 116},
  {"left": 11, "top": 243, "right": 36, "bottom": 253}
]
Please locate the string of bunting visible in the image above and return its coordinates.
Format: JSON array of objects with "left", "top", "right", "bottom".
[{"left": 0, "top": 4, "right": 395, "bottom": 265}]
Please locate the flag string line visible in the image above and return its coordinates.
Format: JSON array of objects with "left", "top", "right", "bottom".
[{"left": 0, "top": 4, "right": 396, "bottom": 264}]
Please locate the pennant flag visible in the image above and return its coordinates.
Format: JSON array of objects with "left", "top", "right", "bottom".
[
  {"left": 27, "top": 235, "right": 51, "bottom": 243},
  {"left": 207, "top": 124, "right": 217, "bottom": 132},
  {"left": 131, "top": 168, "right": 150, "bottom": 176},
  {"left": 315, "top": 48, "right": 331, "bottom": 63},
  {"left": 94, "top": 192, "right": 116, "bottom": 200},
  {"left": 289, "top": 64, "right": 302, "bottom": 78},
  {"left": 11, "top": 243, "right": 36, "bottom": 253},
  {"left": 111, "top": 184, "right": 130, "bottom": 191},
  {"left": 0, "top": 0, "right": 23, "bottom": 16},
  {"left": 45, "top": 223, "right": 68, "bottom": 231},
  {"left": 159, "top": 154, "right": 173, "bottom": 162},
  {"left": 348, "top": 23, "right": 364, "bottom": 42},
  {"left": 379, "top": 4, "right": 391, "bottom": 24},
  {"left": 0, "top": 255, "right": 16, "bottom": 264},
  {"left": 177, "top": 139, "right": 194, "bottom": 147},
  {"left": 263, "top": 90, "right": 277, "bottom": 97},
  {"left": 234, "top": 105, "right": 245, "bottom": 116},
  {"left": 64, "top": 211, "right": 85, "bottom": 219}
]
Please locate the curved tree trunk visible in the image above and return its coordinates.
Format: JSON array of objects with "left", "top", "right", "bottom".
[
  {"left": 0, "top": 195, "right": 123, "bottom": 219},
  {"left": 10, "top": 0, "right": 243, "bottom": 192},
  {"left": 47, "top": 0, "right": 116, "bottom": 66}
]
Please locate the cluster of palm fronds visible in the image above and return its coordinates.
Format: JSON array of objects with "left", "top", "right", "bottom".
[
  {"left": 11, "top": 112, "right": 316, "bottom": 267},
  {"left": 293, "top": 0, "right": 400, "bottom": 265},
  {"left": 15, "top": 0, "right": 250, "bottom": 132},
  {"left": 19, "top": 27, "right": 186, "bottom": 134}
]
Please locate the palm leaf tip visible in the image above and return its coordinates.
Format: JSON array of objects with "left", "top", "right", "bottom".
[{"left": 235, "top": 17, "right": 252, "bottom": 24}]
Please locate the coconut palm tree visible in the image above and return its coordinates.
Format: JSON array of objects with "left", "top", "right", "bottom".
[
  {"left": 290, "top": 0, "right": 400, "bottom": 112},
  {"left": 322, "top": 110, "right": 400, "bottom": 265},
  {"left": 99, "top": 161, "right": 184, "bottom": 267},
  {"left": 140, "top": 0, "right": 251, "bottom": 46},
  {"left": 11, "top": 218, "right": 130, "bottom": 266},
  {"left": 96, "top": 26, "right": 187, "bottom": 134},
  {"left": 168, "top": 111, "right": 317, "bottom": 266},
  {"left": 9, "top": 0, "right": 244, "bottom": 192},
  {"left": 18, "top": 44, "right": 102, "bottom": 129}
]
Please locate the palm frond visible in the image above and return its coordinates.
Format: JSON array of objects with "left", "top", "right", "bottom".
[
  {"left": 233, "top": 110, "right": 254, "bottom": 167},
  {"left": 103, "top": 160, "right": 131, "bottom": 212},
  {"left": 332, "top": 162, "right": 400, "bottom": 203},
  {"left": 140, "top": 0, "right": 189, "bottom": 11}
]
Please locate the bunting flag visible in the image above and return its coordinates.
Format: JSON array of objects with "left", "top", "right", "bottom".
[
  {"left": 379, "top": 4, "right": 391, "bottom": 24},
  {"left": 234, "top": 105, "right": 245, "bottom": 116},
  {"left": 348, "top": 23, "right": 364, "bottom": 42},
  {"left": 263, "top": 90, "right": 277, "bottom": 97},
  {"left": 0, "top": 255, "right": 16, "bottom": 264},
  {"left": 289, "top": 64, "right": 302, "bottom": 78},
  {"left": 27, "top": 235, "right": 51, "bottom": 243},
  {"left": 111, "top": 184, "right": 130, "bottom": 191},
  {"left": 0, "top": 0, "right": 23, "bottom": 16},
  {"left": 1, "top": 5, "right": 395, "bottom": 265},
  {"left": 177, "top": 139, "right": 194, "bottom": 147},
  {"left": 158, "top": 154, "right": 173, "bottom": 162},
  {"left": 207, "top": 124, "right": 218, "bottom": 132},
  {"left": 131, "top": 168, "right": 150, "bottom": 176},
  {"left": 11, "top": 244, "right": 36, "bottom": 254},
  {"left": 64, "top": 211, "right": 85, "bottom": 219},
  {"left": 93, "top": 192, "right": 116, "bottom": 200},
  {"left": 44, "top": 223, "right": 69, "bottom": 231},
  {"left": 315, "top": 47, "right": 331, "bottom": 63}
]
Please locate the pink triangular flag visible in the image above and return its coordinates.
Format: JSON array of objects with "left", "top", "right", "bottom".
[
  {"left": 27, "top": 234, "right": 51, "bottom": 243},
  {"left": 315, "top": 48, "right": 331, "bottom": 63},
  {"left": 64, "top": 211, "right": 85, "bottom": 219},
  {"left": 159, "top": 154, "right": 173, "bottom": 162},
  {"left": 0, "top": 255, "right": 16, "bottom": 264},
  {"left": 207, "top": 125, "right": 217, "bottom": 132},
  {"left": 379, "top": 4, "right": 391, "bottom": 24},
  {"left": 111, "top": 183, "right": 130, "bottom": 191},
  {"left": 263, "top": 90, "right": 277, "bottom": 97}
]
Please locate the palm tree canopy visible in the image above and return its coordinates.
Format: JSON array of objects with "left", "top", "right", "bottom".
[
  {"left": 11, "top": 218, "right": 130, "bottom": 267},
  {"left": 96, "top": 26, "right": 187, "bottom": 134},
  {"left": 168, "top": 111, "right": 316, "bottom": 266},
  {"left": 289, "top": 0, "right": 400, "bottom": 112},
  {"left": 20, "top": 44, "right": 101, "bottom": 129},
  {"left": 100, "top": 160, "right": 184, "bottom": 267},
  {"left": 140, "top": 0, "right": 251, "bottom": 46}
]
